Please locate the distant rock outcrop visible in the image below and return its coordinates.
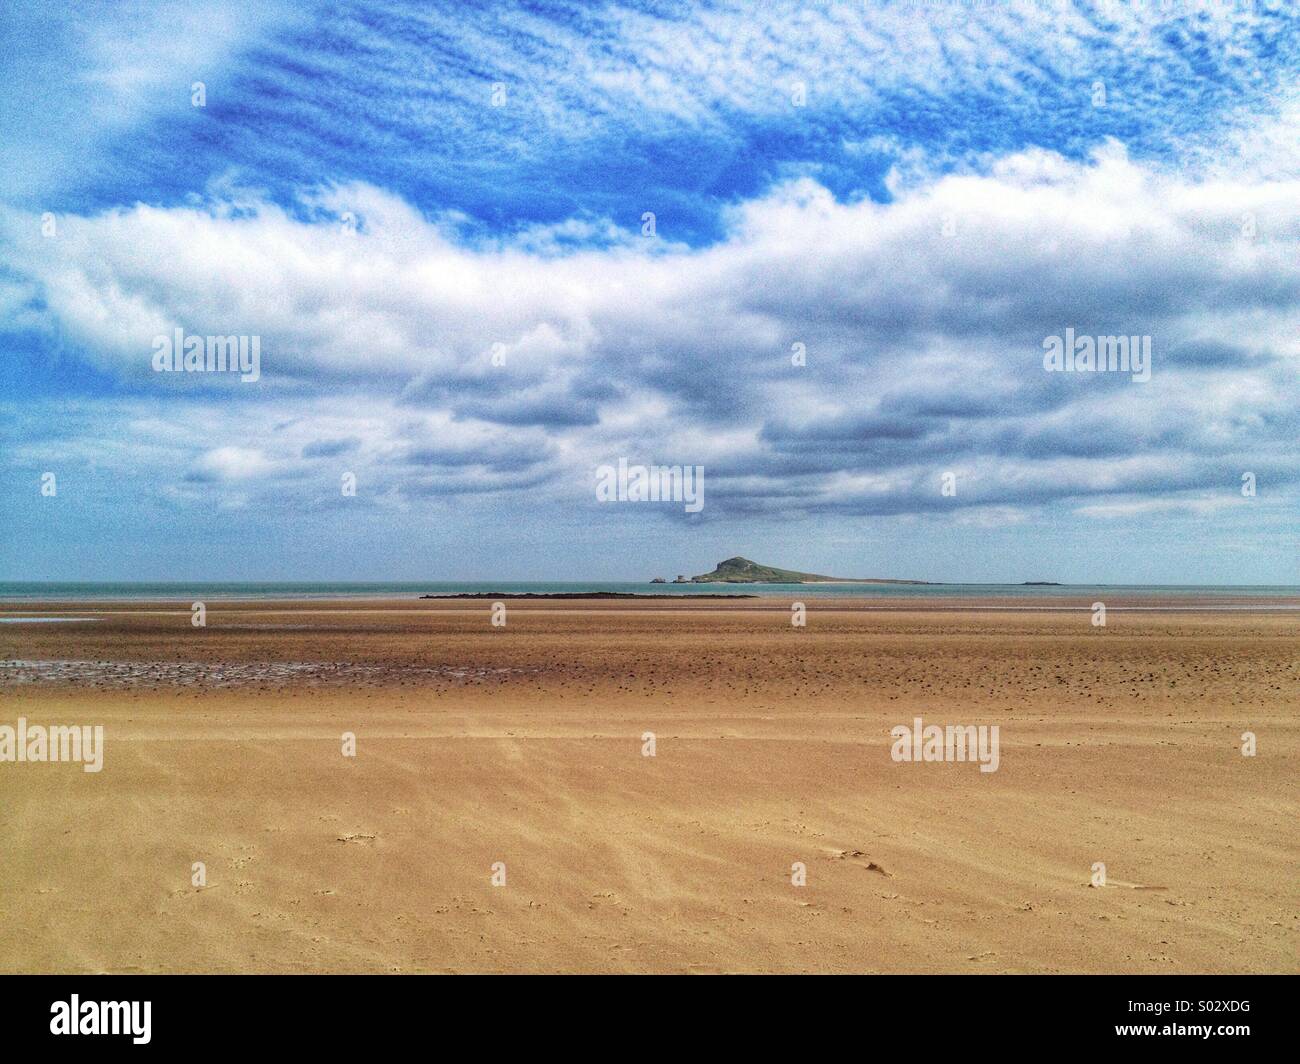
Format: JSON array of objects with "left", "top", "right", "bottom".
[{"left": 688, "top": 556, "right": 930, "bottom": 585}]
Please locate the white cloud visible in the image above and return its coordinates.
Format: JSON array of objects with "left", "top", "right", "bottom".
[
  {"left": 193, "top": 446, "right": 274, "bottom": 482},
  {"left": 1074, "top": 494, "right": 1246, "bottom": 519},
  {"left": 0, "top": 1, "right": 299, "bottom": 202},
  {"left": 4, "top": 141, "right": 1298, "bottom": 520}
]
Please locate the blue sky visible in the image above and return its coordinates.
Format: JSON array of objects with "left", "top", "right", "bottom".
[{"left": 2, "top": 0, "right": 1298, "bottom": 583}]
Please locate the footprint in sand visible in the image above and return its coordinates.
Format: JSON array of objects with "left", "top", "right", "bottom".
[
  {"left": 1089, "top": 879, "right": 1168, "bottom": 890},
  {"left": 823, "top": 847, "right": 892, "bottom": 876}
]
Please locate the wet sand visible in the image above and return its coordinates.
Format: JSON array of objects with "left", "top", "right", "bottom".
[{"left": 0, "top": 598, "right": 1296, "bottom": 973}]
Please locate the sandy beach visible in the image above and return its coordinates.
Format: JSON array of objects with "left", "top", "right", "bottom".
[{"left": 0, "top": 597, "right": 1296, "bottom": 974}]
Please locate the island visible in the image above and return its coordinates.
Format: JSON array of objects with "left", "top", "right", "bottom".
[{"left": 685, "top": 556, "right": 931, "bottom": 584}]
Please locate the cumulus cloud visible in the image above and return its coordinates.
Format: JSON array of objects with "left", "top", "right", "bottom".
[{"left": 3, "top": 140, "right": 1297, "bottom": 526}]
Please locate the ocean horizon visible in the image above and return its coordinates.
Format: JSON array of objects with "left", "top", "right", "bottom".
[{"left": 2, "top": 581, "right": 1298, "bottom": 601}]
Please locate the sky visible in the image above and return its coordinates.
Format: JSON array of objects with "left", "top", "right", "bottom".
[{"left": 1, "top": 0, "right": 1297, "bottom": 584}]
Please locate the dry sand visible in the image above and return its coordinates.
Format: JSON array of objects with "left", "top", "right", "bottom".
[{"left": 0, "top": 597, "right": 1296, "bottom": 973}]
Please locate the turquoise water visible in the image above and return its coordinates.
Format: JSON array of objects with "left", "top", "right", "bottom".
[{"left": 1, "top": 581, "right": 1296, "bottom": 601}]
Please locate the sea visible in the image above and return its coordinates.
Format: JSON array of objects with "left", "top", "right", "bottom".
[{"left": 1, "top": 581, "right": 1297, "bottom": 601}]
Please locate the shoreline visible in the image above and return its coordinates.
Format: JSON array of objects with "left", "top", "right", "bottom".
[
  {"left": 3, "top": 592, "right": 1300, "bottom": 615},
  {"left": 4, "top": 582, "right": 1298, "bottom": 601}
]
